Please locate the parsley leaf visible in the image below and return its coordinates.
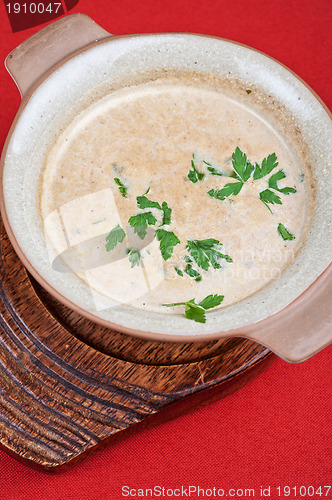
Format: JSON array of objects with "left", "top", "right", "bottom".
[
  {"left": 127, "top": 248, "right": 141, "bottom": 267},
  {"left": 268, "top": 170, "right": 297, "bottom": 194},
  {"left": 207, "top": 166, "right": 238, "bottom": 177},
  {"left": 188, "top": 155, "right": 205, "bottom": 183},
  {"left": 208, "top": 181, "right": 243, "bottom": 201},
  {"left": 186, "top": 238, "right": 232, "bottom": 271},
  {"left": 278, "top": 223, "right": 295, "bottom": 241},
  {"left": 259, "top": 189, "right": 282, "bottom": 213},
  {"left": 163, "top": 299, "right": 206, "bottom": 323},
  {"left": 105, "top": 224, "right": 126, "bottom": 251},
  {"left": 155, "top": 229, "right": 180, "bottom": 260},
  {"left": 128, "top": 212, "right": 157, "bottom": 239},
  {"left": 175, "top": 267, "right": 183, "bottom": 277},
  {"left": 207, "top": 166, "right": 225, "bottom": 176},
  {"left": 184, "top": 301, "right": 207, "bottom": 323},
  {"left": 136, "top": 195, "right": 172, "bottom": 226},
  {"left": 198, "top": 294, "right": 224, "bottom": 309},
  {"left": 163, "top": 294, "right": 224, "bottom": 323},
  {"left": 114, "top": 177, "right": 128, "bottom": 198},
  {"left": 253, "top": 153, "right": 278, "bottom": 179},
  {"left": 136, "top": 195, "right": 161, "bottom": 210},
  {"left": 184, "top": 263, "right": 202, "bottom": 282},
  {"left": 161, "top": 201, "right": 172, "bottom": 225},
  {"left": 232, "top": 147, "right": 254, "bottom": 182}
]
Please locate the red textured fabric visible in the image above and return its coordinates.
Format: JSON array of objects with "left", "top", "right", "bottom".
[{"left": 0, "top": 1, "right": 331, "bottom": 498}]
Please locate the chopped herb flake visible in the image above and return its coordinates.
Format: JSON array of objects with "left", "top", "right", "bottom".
[
  {"left": 114, "top": 177, "right": 128, "bottom": 198},
  {"left": 184, "top": 263, "right": 202, "bottom": 282},
  {"left": 161, "top": 201, "right": 172, "bottom": 225},
  {"left": 127, "top": 249, "right": 141, "bottom": 267},
  {"left": 207, "top": 166, "right": 224, "bottom": 176},
  {"left": 188, "top": 154, "right": 205, "bottom": 183},
  {"left": 207, "top": 166, "right": 236, "bottom": 177},
  {"left": 278, "top": 223, "right": 295, "bottom": 241}
]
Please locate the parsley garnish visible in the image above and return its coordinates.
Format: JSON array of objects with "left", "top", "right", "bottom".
[
  {"left": 202, "top": 158, "right": 238, "bottom": 178},
  {"left": 136, "top": 195, "right": 161, "bottom": 210},
  {"left": 188, "top": 154, "right": 205, "bottom": 183},
  {"left": 182, "top": 301, "right": 206, "bottom": 323},
  {"left": 206, "top": 165, "right": 237, "bottom": 177},
  {"left": 206, "top": 166, "right": 224, "bottom": 176},
  {"left": 155, "top": 229, "right": 180, "bottom": 260},
  {"left": 207, "top": 148, "right": 281, "bottom": 203},
  {"left": 161, "top": 201, "right": 172, "bottom": 225},
  {"left": 278, "top": 223, "right": 295, "bottom": 241},
  {"left": 136, "top": 193, "right": 172, "bottom": 226},
  {"left": 232, "top": 147, "right": 254, "bottom": 182},
  {"left": 208, "top": 181, "right": 243, "bottom": 201},
  {"left": 268, "top": 170, "right": 297, "bottom": 194},
  {"left": 207, "top": 147, "right": 261, "bottom": 201},
  {"left": 128, "top": 212, "right": 157, "bottom": 239},
  {"left": 186, "top": 238, "right": 232, "bottom": 271},
  {"left": 259, "top": 168, "right": 296, "bottom": 213},
  {"left": 198, "top": 294, "right": 224, "bottom": 309},
  {"left": 206, "top": 148, "right": 296, "bottom": 226},
  {"left": 127, "top": 249, "right": 141, "bottom": 267},
  {"left": 175, "top": 267, "right": 183, "bottom": 277},
  {"left": 114, "top": 177, "right": 128, "bottom": 198},
  {"left": 184, "top": 261, "right": 202, "bottom": 282},
  {"left": 105, "top": 224, "right": 126, "bottom": 251},
  {"left": 253, "top": 153, "right": 278, "bottom": 179},
  {"left": 163, "top": 294, "right": 224, "bottom": 323},
  {"left": 259, "top": 189, "right": 282, "bottom": 213}
]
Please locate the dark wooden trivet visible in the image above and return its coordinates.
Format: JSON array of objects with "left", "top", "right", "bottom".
[{"left": 0, "top": 219, "right": 274, "bottom": 471}]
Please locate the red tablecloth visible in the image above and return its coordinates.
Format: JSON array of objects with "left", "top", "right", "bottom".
[{"left": 0, "top": 1, "right": 331, "bottom": 498}]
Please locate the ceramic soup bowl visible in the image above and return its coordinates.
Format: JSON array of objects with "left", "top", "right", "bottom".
[{"left": 1, "top": 14, "right": 331, "bottom": 362}]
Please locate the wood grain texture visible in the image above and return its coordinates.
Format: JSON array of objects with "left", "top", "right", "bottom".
[{"left": 0, "top": 219, "right": 274, "bottom": 471}]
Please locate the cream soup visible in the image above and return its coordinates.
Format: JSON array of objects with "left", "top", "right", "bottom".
[{"left": 40, "top": 74, "right": 309, "bottom": 314}]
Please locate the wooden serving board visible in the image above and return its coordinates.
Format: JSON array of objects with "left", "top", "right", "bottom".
[{"left": 0, "top": 219, "right": 274, "bottom": 471}]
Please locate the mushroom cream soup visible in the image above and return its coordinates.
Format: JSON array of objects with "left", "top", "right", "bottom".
[{"left": 40, "top": 73, "right": 311, "bottom": 315}]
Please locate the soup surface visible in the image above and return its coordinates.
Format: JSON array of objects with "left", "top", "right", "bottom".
[{"left": 40, "top": 73, "right": 310, "bottom": 314}]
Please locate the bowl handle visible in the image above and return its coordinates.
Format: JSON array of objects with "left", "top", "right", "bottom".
[
  {"left": 237, "top": 263, "right": 332, "bottom": 363},
  {"left": 5, "top": 13, "right": 111, "bottom": 98}
]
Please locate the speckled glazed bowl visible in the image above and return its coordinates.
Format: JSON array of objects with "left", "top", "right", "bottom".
[{"left": 1, "top": 14, "right": 331, "bottom": 362}]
